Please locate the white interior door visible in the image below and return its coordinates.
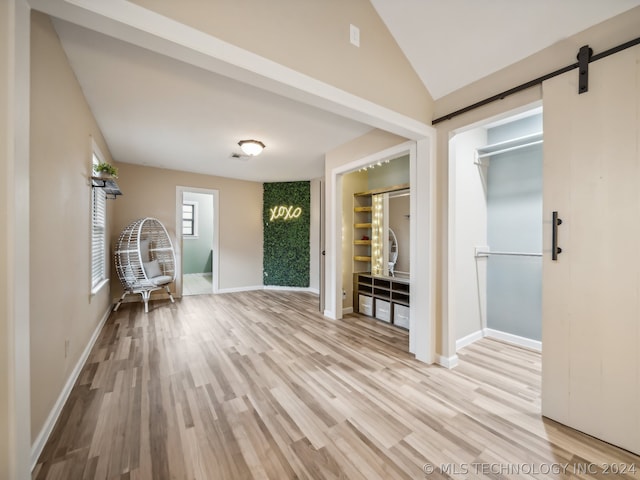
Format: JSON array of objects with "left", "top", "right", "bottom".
[{"left": 542, "top": 45, "right": 640, "bottom": 454}]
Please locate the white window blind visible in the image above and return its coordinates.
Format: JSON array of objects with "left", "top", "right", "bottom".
[{"left": 91, "top": 153, "right": 107, "bottom": 290}]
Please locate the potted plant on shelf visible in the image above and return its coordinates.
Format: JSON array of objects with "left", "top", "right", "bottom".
[{"left": 93, "top": 162, "right": 118, "bottom": 179}]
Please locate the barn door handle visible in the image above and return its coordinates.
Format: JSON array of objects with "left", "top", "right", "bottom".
[{"left": 552, "top": 211, "right": 563, "bottom": 261}]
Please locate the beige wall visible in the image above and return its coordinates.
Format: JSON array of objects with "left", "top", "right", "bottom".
[
  {"left": 129, "top": 0, "right": 433, "bottom": 124},
  {"left": 111, "top": 163, "right": 263, "bottom": 296},
  {"left": 29, "top": 11, "right": 115, "bottom": 442},
  {"left": 432, "top": 7, "right": 640, "bottom": 358}
]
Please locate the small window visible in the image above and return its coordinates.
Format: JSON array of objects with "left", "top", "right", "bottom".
[
  {"left": 91, "top": 151, "right": 108, "bottom": 292},
  {"left": 182, "top": 201, "right": 198, "bottom": 237}
]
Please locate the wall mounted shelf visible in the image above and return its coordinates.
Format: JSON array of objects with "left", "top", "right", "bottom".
[{"left": 91, "top": 176, "right": 122, "bottom": 199}]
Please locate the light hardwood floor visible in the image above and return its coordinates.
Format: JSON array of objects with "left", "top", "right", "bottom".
[
  {"left": 182, "top": 273, "right": 213, "bottom": 296},
  {"left": 33, "top": 291, "right": 640, "bottom": 479}
]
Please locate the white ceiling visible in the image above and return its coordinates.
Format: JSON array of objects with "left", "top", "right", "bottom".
[
  {"left": 53, "top": 19, "right": 373, "bottom": 182},
  {"left": 51, "top": 2, "right": 640, "bottom": 182},
  {"left": 371, "top": 0, "right": 640, "bottom": 99}
]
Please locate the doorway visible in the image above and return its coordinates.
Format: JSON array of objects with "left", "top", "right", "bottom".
[
  {"left": 449, "top": 106, "right": 543, "bottom": 357},
  {"left": 176, "top": 186, "right": 220, "bottom": 296},
  {"left": 326, "top": 139, "right": 436, "bottom": 363}
]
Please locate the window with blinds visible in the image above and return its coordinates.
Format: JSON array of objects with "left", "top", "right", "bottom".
[{"left": 91, "top": 152, "right": 107, "bottom": 291}]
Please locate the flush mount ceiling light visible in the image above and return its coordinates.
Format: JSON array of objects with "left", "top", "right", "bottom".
[{"left": 238, "top": 139, "right": 265, "bottom": 157}]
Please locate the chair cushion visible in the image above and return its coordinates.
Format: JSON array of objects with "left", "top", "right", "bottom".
[
  {"left": 140, "top": 239, "right": 150, "bottom": 262},
  {"left": 143, "top": 259, "right": 162, "bottom": 278},
  {"left": 149, "top": 275, "right": 172, "bottom": 286}
]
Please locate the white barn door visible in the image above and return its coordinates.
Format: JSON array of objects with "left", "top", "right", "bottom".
[{"left": 542, "top": 44, "right": 640, "bottom": 454}]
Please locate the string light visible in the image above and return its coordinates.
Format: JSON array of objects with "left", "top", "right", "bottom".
[
  {"left": 357, "top": 159, "right": 392, "bottom": 173},
  {"left": 371, "top": 195, "right": 384, "bottom": 275}
]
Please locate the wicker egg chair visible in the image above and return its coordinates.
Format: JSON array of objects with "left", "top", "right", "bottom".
[{"left": 113, "top": 217, "right": 176, "bottom": 313}]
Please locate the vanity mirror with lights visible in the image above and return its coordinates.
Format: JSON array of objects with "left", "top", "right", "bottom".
[{"left": 352, "top": 184, "right": 410, "bottom": 329}]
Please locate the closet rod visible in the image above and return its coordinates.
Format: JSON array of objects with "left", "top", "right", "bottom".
[
  {"left": 478, "top": 132, "right": 542, "bottom": 152},
  {"left": 476, "top": 251, "right": 542, "bottom": 257},
  {"left": 476, "top": 139, "right": 543, "bottom": 159},
  {"left": 432, "top": 35, "right": 640, "bottom": 125}
]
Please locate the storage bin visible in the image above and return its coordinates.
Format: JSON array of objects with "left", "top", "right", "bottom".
[
  {"left": 359, "top": 294, "right": 373, "bottom": 316},
  {"left": 375, "top": 299, "right": 391, "bottom": 323},
  {"left": 394, "top": 304, "right": 410, "bottom": 329}
]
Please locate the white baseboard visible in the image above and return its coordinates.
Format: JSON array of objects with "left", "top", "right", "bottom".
[
  {"left": 264, "top": 285, "right": 318, "bottom": 294},
  {"left": 484, "top": 328, "right": 542, "bottom": 352},
  {"left": 31, "top": 305, "right": 112, "bottom": 470},
  {"left": 456, "top": 328, "right": 542, "bottom": 352},
  {"left": 453, "top": 327, "right": 542, "bottom": 353},
  {"left": 455, "top": 329, "right": 484, "bottom": 351},
  {"left": 216, "top": 285, "right": 264, "bottom": 294},
  {"left": 436, "top": 354, "right": 459, "bottom": 369},
  {"left": 342, "top": 307, "right": 353, "bottom": 315},
  {"left": 217, "top": 285, "right": 319, "bottom": 294}
]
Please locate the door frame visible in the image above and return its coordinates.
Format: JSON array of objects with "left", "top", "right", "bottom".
[
  {"left": 319, "top": 178, "right": 325, "bottom": 312},
  {"left": 175, "top": 186, "right": 220, "bottom": 296}
]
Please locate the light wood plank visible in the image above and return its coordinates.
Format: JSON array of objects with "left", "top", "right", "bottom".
[{"left": 34, "top": 291, "right": 640, "bottom": 479}]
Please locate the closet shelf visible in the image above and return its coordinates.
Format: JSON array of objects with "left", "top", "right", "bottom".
[
  {"left": 354, "top": 240, "right": 371, "bottom": 245},
  {"left": 354, "top": 223, "right": 372, "bottom": 229},
  {"left": 476, "top": 132, "right": 543, "bottom": 160},
  {"left": 354, "top": 255, "right": 372, "bottom": 262},
  {"left": 354, "top": 206, "right": 373, "bottom": 213}
]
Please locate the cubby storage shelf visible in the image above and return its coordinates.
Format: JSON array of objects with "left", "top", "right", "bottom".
[
  {"left": 353, "top": 273, "right": 410, "bottom": 329},
  {"left": 354, "top": 240, "right": 372, "bottom": 245}
]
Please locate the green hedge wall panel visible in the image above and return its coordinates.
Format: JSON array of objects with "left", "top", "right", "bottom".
[{"left": 263, "top": 181, "right": 310, "bottom": 287}]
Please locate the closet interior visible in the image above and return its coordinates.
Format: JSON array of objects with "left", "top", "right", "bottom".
[
  {"left": 342, "top": 155, "right": 411, "bottom": 331},
  {"left": 452, "top": 108, "right": 543, "bottom": 346}
]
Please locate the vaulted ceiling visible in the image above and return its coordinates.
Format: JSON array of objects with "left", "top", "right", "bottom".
[
  {"left": 46, "top": 1, "right": 640, "bottom": 181},
  {"left": 371, "top": 0, "right": 640, "bottom": 99}
]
